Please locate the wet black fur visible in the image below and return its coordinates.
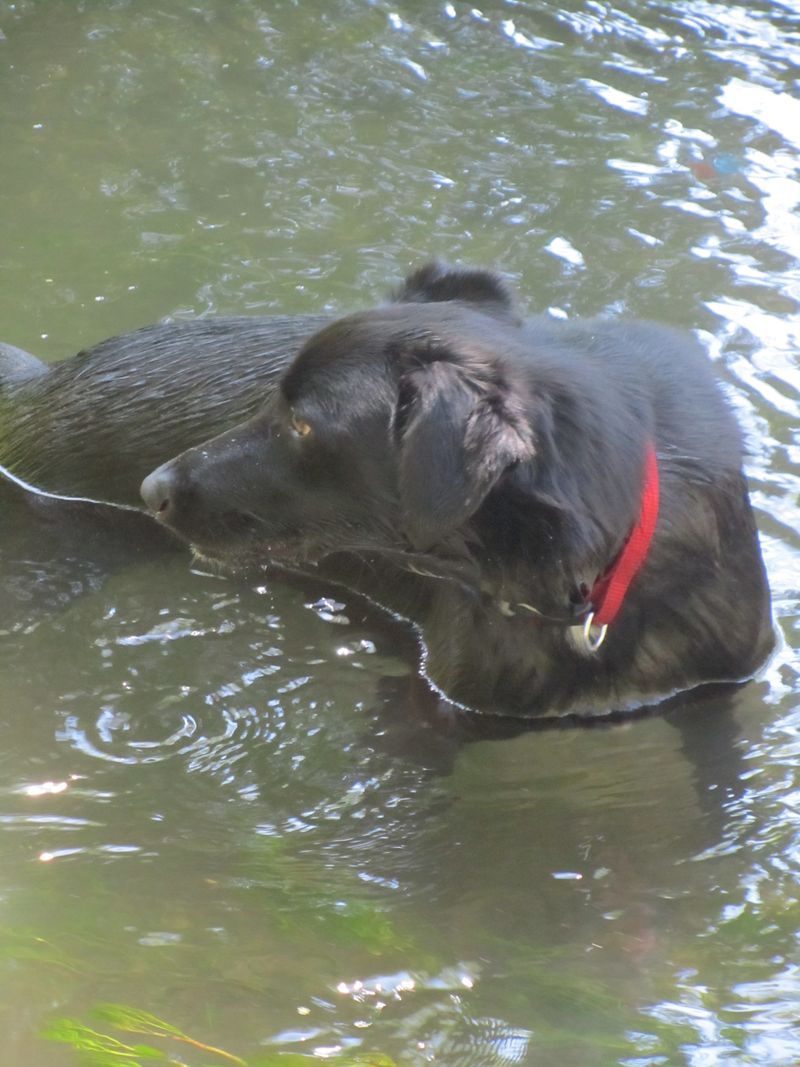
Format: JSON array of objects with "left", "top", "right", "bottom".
[
  {"left": 140, "top": 265, "right": 774, "bottom": 719},
  {"left": 0, "top": 316, "right": 329, "bottom": 501}
]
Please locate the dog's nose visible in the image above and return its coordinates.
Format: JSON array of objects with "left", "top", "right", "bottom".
[{"left": 141, "top": 463, "right": 178, "bottom": 522}]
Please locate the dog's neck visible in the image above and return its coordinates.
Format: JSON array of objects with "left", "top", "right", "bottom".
[{"left": 482, "top": 442, "right": 661, "bottom": 644}]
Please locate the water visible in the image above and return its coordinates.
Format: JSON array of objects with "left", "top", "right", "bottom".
[{"left": 1, "top": 1, "right": 799, "bottom": 1064}]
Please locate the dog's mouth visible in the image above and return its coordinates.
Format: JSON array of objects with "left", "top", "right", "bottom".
[
  {"left": 187, "top": 525, "right": 324, "bottom": 574},
  {"left": 186, "top": 520, "right": 481, "bottom": 586},
  {"left": 166, "top": 505, "right": 476, "bottom": 585}
]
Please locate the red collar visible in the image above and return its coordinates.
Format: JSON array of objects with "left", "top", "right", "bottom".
[
  {"left": 496, "top": 444, "right": 660, "bottom": 646},
  {"left": 586, "top": 442, "right": 660, "bottom": 634}
]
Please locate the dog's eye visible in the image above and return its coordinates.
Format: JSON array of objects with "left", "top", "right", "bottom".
[{"left": 290, "top": 412, "right": 312, "bottom": 438}]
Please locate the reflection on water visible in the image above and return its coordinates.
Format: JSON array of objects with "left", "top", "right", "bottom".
[{"left": 1, "top": 0, "right": 799, "bottom": 1064}]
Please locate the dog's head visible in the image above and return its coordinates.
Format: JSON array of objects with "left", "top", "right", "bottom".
[{"left": 140, "top": 265, "right": 537, "bottom": 570}]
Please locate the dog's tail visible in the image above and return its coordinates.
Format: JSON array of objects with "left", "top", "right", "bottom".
[{"left": 0, "top": 341, "right": 48, "bottom": 390}]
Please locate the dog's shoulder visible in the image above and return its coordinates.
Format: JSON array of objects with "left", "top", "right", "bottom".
[{"left": 516, "top": 313, "right": 743, "bottom": 464}]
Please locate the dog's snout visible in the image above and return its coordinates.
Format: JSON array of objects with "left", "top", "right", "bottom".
[
  {"left": 139, "top": 423, "right": 266, "bottom": 541},
  {"left": 141, "top": 463, "right": 180, "bottom": 522}
]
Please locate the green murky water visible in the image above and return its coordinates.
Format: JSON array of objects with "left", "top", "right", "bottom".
[{"left": 1, "top": 1, "right": 799, "bottom": 1064}]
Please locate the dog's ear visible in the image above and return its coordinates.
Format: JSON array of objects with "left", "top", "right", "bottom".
[
  {"left": 397, "top": 353, "right": 535, "bottom": 550},
  {"left": 392, "top": 262, "right": 519, "bottom": 322}
]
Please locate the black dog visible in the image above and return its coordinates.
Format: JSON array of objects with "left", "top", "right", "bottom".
[{"left": 141, "top": 264, "right": 774, "bottom": 719}]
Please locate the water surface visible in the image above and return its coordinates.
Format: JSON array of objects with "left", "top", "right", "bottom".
[{"left": 1, "top": 1, "right": 799, "bottom": 1064}]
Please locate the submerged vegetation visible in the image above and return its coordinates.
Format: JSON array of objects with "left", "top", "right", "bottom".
[{"left": 43, "top": 1003, "right": 398, "bottom": 1067}]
